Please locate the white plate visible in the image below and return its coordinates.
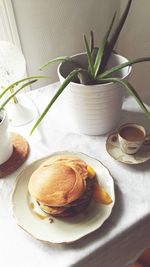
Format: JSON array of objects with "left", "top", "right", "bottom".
[{"left": 11, "top": 151, "right": 115, "bottom": 244}]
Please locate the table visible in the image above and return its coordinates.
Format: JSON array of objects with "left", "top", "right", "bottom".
[{"left": 0, "top": 83, "right": 150, "bottom": 267}]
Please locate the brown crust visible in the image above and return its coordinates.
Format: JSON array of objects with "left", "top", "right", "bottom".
[{"left": 0, "top": 132, "right": 29, "bottom": 178}]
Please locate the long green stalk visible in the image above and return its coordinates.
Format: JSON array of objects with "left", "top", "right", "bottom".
[
  {"left": 100, "top": 77, "right": 150, "bottom": 120},
  {"left": 90, "top": 31, "right": 94, "bottom": 52},
  {"left": 30, "top": 68, "right": 82, "bottom": 135},
  {"left": 98, "top": 57, "right": 150, "bottom": 79},
  {"left": 94, "top": 12, "right": 116, "bottom": 77},
  {"left": 99, "top": 0, "right": 132, "bottom": 73},
  {"left": 0, "top": 80, "right": 37, "bottom": 110},
  {"left": 83, "top": 34, "right": 94, "bottom": 77},
  {"left": 0, "top": 76, "right": 48, "bottom": 99},
  {"left": 39, "top": 57, "right": 70, "bottom": 70}
]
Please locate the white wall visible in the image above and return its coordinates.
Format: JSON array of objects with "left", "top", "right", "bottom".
[
  {"left": 118, "top": 0, "right": 150, "bottom": 102},
  {"left": 1, "top": 0, "right": 150, "bottom": 98},
  {"left": 12, "top": 0, "right": 120, "bottom": 88}
]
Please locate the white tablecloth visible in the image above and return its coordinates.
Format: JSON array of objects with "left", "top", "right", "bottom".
[{"left": 0, "top": 83, "right": 150, "bottom": 267}]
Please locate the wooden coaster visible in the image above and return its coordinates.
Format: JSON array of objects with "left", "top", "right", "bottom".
[{"left": 0, "top": 133, "right": 29, "bottom": 178}]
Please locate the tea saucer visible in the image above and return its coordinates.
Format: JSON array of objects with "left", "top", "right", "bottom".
[{"left": 106, "top": 132, "right": 150, "bottom": 164}]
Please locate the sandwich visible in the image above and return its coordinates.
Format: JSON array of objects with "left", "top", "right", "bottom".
[{"left": 28, "top": 154, "right": 96, "bottom": 217}]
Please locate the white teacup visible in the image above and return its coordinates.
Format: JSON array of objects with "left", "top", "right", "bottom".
[{"left": 113, "top": 123, "right": 150, "bottom": 155}]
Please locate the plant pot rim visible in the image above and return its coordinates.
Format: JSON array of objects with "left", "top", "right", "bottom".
[{"left": 58, "top": 51, "right": 132, "bottom": 87}]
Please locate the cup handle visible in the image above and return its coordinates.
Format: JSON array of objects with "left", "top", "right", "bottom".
[
  {"left": 109, "top": 133, "right": 119, "bottom": 146},
  {"left": 144, "top": 134, "right": 150, "bottom": 146}
]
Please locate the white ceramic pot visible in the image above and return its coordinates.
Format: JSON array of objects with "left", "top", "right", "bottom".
[
  {"left": 58, "top": 52, "right": 131, "bottom": 135},
  {"left": 0, "top": 109, "right": 13, "bottom": 164}
]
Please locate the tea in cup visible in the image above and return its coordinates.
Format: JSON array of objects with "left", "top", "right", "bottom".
[{"left": 118, "top": 123, "right": 150, "bottom": 154}]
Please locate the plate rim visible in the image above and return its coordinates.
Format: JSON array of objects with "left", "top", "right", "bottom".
[{"left": 11, "top": 150, "right": 115, "bottom": 244}]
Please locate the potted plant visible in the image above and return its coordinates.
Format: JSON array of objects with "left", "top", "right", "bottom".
[
  {"left": 30, "top": 0, "right": 150, "bottom": 135},
  {"left": 0, "top": 76, "right": 46, "bottom": 164}
]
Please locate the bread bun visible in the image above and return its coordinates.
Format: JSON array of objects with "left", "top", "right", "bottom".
[
  {"left": 28, "top": 154, "right": 95, "bottom": 217},
  {"left": 38, "top": 178, "right": 93, "bottom": 217},
  {"left": 41, "top": 155, "right": 88, "bottom": 180},
  {"left": 28, "top": 162, "right": 86, "bottom": 206}
]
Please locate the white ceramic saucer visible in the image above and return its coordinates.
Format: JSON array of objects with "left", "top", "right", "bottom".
[
  {"left": 11, "top": 151, "right": 115, "bottom": 244},
  {"left": 106, "top": 132, "right": 150, "bottom": 164}
]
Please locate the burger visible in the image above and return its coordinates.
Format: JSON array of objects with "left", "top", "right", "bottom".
[{"left": 28, "top": 154, "right": 96, "bottom": 217}]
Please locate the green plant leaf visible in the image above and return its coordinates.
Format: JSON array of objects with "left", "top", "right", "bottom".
[
  {"left": 91, "top": 47, "right": 99, "bottom": 63},
  {"left": 98, "top": 57, "right": 150, "bottom": 79},
  {"left": 30, "top": 68, "right": 82, "bottom": 135},
  {"left": 39, "top": 56, "right": 70, "bottom": 70},
  {"left": 99, "top": 0, "right": 132, "bottom": 73},
  {"left": 90, "top": 30, "right": 94, "bottom": 52},
  {"left": 0, "top": 79, "right": 37, "bottom": 110},
  {"left": 83, "top": 34, "right": 94, "bottom": 77},
  {"left": 0, "top": 76, "right": 48, "bottom": 99},
  {"left": 100, "top": 77, "right": 150, "bottom": 120},
  {"left": 94, "top": 11, "right": 116, "bottom": 78},
  {"left": 77, "top": 69, "right": 93, "bottom": 84}
]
